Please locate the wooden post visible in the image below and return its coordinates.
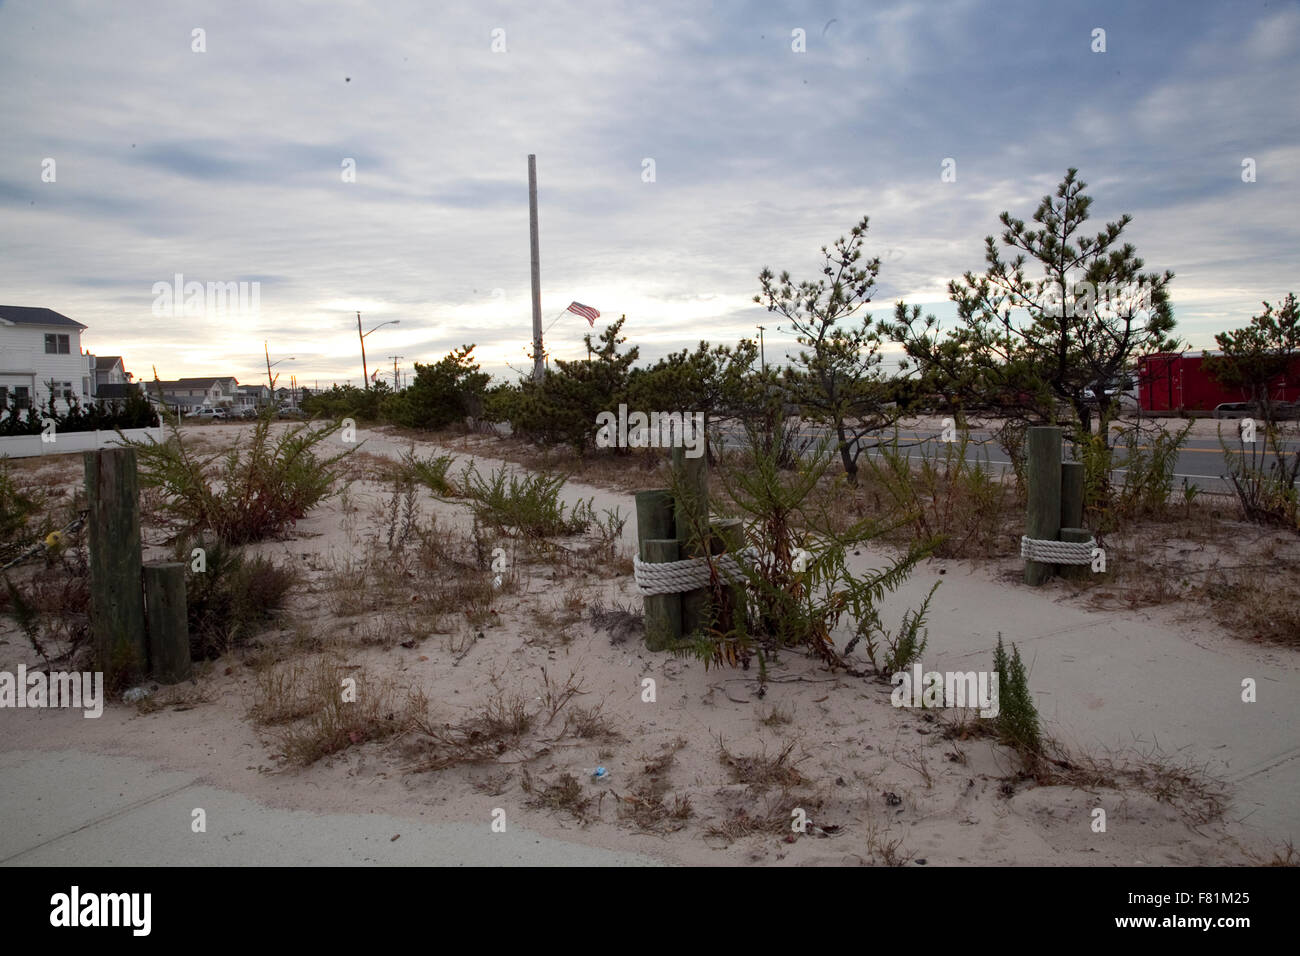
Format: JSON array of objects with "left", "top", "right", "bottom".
[
  {"left": 635, "top": 490, "right": 674, "bottom": 551},
  {"left": 1024, "top": 427, "right": 1062, "bottom": 586},
  {"left": 84, "top": 448, "right": 146, "bottom": 683},
  {"left": 1059, "top": 461, "right": 1084, "bottom": 578},
  {"left": 1060, "top": 461, "right": 1084, "bottom": 529},
  {"left": 144, "top": 562, "right": 191, "bottom": 683},
  {"left": 713, "top": 518, "right": 746, "bottom": 632},
  {"left": 672, "top": 444, "right": 710, "bottom": 636},
  {"left": 1059, "top": 528, "right": 1093, "bottom": 582},
  {"left": 642, "top": 539, "right": 682, "bottom": 651}
]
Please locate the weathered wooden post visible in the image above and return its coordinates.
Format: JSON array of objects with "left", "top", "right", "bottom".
[
  {"left": 84, "top": 448, "right": 146, "bottom": 683},
  {"left": 672, "top": 443, "right": 709, "bottom": 636},
  {"left": 1060, "top": 461, "right": 1084, "bottom": 530},
  {"left": 143, "top": 561, "right": 191, "bottom": 683},
  {"left": 1024, "top": 427, "right": 1061, "bottom": 586},
  {"left": 635, "top": 490, "right": 674, "bottom": 546},
  {"left": 641, "top": 539, "right": 682, "bottom": 650},
  {"left": 1059, "top": 461, "right": 1088, "bottom": 581},
  {"left": 1058, "top": 528, "right": 1093, "bottom": 582},
  {"left": 635, "top": 490, "right": 680, "bottom": 649}
]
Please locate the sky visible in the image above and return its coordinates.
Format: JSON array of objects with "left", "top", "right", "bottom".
[{"left": 1, "top": 0, "right": 1297, "bottom": 388}]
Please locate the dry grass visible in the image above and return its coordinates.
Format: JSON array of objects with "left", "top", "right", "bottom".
[
  {"left": 521, "top": 769, "right": 598, "bottom": 823},
  {"left": 718, "top": 737, "right": 806, "bottom": 792},
  {"left": 864, "top": 814, "right": 915, "bottom": 866},
  {"left": 588, "top": 599, "right": 643, "bottom": 645},
  {"left": 1202, "top": 564, "right": 1300, "bottom": 647},
  {"left": 248, "top": 656, "right": 426, "bottom": 766},
  {"left": 615, "top": 737, "right": 693, "bottom": 833},
  {"left": 756, "top": 702, "right": 794, "bottom": 728}
]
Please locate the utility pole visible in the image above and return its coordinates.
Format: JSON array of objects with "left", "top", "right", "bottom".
[
  {"left": 265, "top": 342, "right": 274, "bottom": 391},
  {"left": 757, "top": 325, "right": 766, "bottom": 375},
  {"left": 390, "top": 355, "right": 403, "bottom": 390},
  {"left": 357, "top": 314, "right": 399, "bottom": 389},
  {"left": 357, "top": 311, "right": 369, "bottom": 389},
  {"left": 528, "top": 153, "right": 544, "bottom": 382}
]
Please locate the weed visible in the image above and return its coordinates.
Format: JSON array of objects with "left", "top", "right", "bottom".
[
  {"left": 521, "top": 770, "right": 595, "bottom": 823},
  {"left": 458, "top": 463, "right": 594, "bottom": 541},
  {"left": 717, "top": 737, "right": 805, "bottom": 792},
  {"left": 992, "top": 633, "right": 1042, "bottom": 758},
  {"left": 251, "top": 657, "right": 426, "bottom": 766},
  {"left": 181, "top": 537, "right": 294, "bottom": 659},
  {"left": 128, "top": 413, "right": 353, "bottom": 544}
]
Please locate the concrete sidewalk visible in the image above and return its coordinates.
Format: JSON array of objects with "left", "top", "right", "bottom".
[
  {"left": 0, "top": 751, "right": 662, "bottom": 866},
  {"left": 878, "top": 559, "right": 1300, "bottom": 846}
]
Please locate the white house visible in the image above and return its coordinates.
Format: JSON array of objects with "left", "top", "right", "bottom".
[
  {"left": 0, "top": 305, "right": 96, "bottom": 414},
  {"left": 152, "top": 377, "right": 239, "bottom": 412},
  {"left": 94, "top": 355, "right": 129, "bottom": 388},
  {"left": 236, "top": 383, "right": 270, "bottom": 410}
]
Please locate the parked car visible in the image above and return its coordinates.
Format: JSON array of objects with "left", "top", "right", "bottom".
[{"left": 186, "top": 405, "right": 228, "bottom": 420}]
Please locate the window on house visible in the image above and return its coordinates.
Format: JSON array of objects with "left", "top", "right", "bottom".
[
  {"left": 0, "top": 387, "right": 7, "bottom": 406},
  {"left": 44, "top": 334, "right": 70, "bottom": 354},
  {"left": 60, "top": 382, "right": 74, "bottom": 401},
  {"left": 14, "top": 386, "right": 30, "bottom": 409}
]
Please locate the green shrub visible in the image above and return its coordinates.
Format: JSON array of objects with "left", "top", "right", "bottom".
[
  {"left": 1219, "top": 422, "right": 1300, "bottom": 529},
  {"left": 380, "top": 345, "right": 489, "bottom": 430},
  {"left": 127, "top": 413, "right": 352, "bottom": 544},
  {"left": 862, "top": 426, "right": 1012, "bottom": 559},
  {"left": 1077, "top": 421, "right": 1190, "bottom": 529},
  {"left": 993, "top": 634, "right": 1041, "bottom": 756},
  {"left": 458, "top": 463, "right": 593, "bottom": 539},
  {"left": 506, "top": 319, "right": 638, "bottom": 451},
  {"left": 401, "top": 449, "right": 455, "bottom": 497},
  {"left": 0, "top": 387, "right": 158, "bottom": 437},
  {"left": 180, "top": 537, "right": 294, "bottom": 658},
  {"left": 698, "top": 414, "right": 935, "bottom": 672},
  {"left": 299, "top": 382, "right": 391, "bottom": 422},
  {"left": 0, "top": 460, "right": 39, "bottom": 560}
]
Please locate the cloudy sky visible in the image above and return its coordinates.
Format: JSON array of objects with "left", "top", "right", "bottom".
[{"left": 1, "top": 0, "right": 1297, "bottom": 388}]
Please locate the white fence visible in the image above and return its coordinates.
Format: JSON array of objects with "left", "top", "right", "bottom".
[{"left": 0, "top": 426, "right": 164, "bottom": 460}]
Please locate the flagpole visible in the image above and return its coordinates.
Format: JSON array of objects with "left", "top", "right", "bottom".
[{"left": 528, "top": 154, "right": 544, "bottom": 383}]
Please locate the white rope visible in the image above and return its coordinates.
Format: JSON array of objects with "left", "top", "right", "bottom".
[
  {"left": 1020, "top": 535, "right": 1096, "bottom": 564},
  {"left": 633, "top": 550, "right": 754, "bottom": 595}
]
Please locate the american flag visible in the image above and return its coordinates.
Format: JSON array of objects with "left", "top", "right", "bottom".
[{"left": 566, "top": 301, "right": 600, "bottom": 326}]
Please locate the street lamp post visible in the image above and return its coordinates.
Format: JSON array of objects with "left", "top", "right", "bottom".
[
  {"left": 265, "top": 343, "right": 295, "bottom": 405},
  {"left": 357, "top": 313, "right": 400, "bottom": 389}
]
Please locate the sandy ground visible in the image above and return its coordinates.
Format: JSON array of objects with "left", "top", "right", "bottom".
[{"left": 1, "top": 420, "right": 1296, "bottom": 866}]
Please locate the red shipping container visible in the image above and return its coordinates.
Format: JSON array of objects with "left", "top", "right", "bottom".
[{"left": 1138, "top": 350, "right": 1300, "bottom": 413}]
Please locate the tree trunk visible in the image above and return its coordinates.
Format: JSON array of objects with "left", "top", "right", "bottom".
[{"left": 836, "top": 419, "right": 858, "bottom": 484}]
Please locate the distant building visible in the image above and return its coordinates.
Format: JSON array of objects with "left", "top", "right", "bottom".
[
  {"left": 236, "top": 383, "right": 271, "bottom": 411},
  {"left": 0, "top": 305, "right": 96, "bottom": 414},
  {"left": 151, "top": 376, "right": 240, "bottom": 413},
  {"left": 94, "top": 355, "right": 129, "bottom": 388}
]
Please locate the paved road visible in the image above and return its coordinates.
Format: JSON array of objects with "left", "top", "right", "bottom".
[{"left": 717, "top": 425, "right": 1300, "bottom": 494}]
